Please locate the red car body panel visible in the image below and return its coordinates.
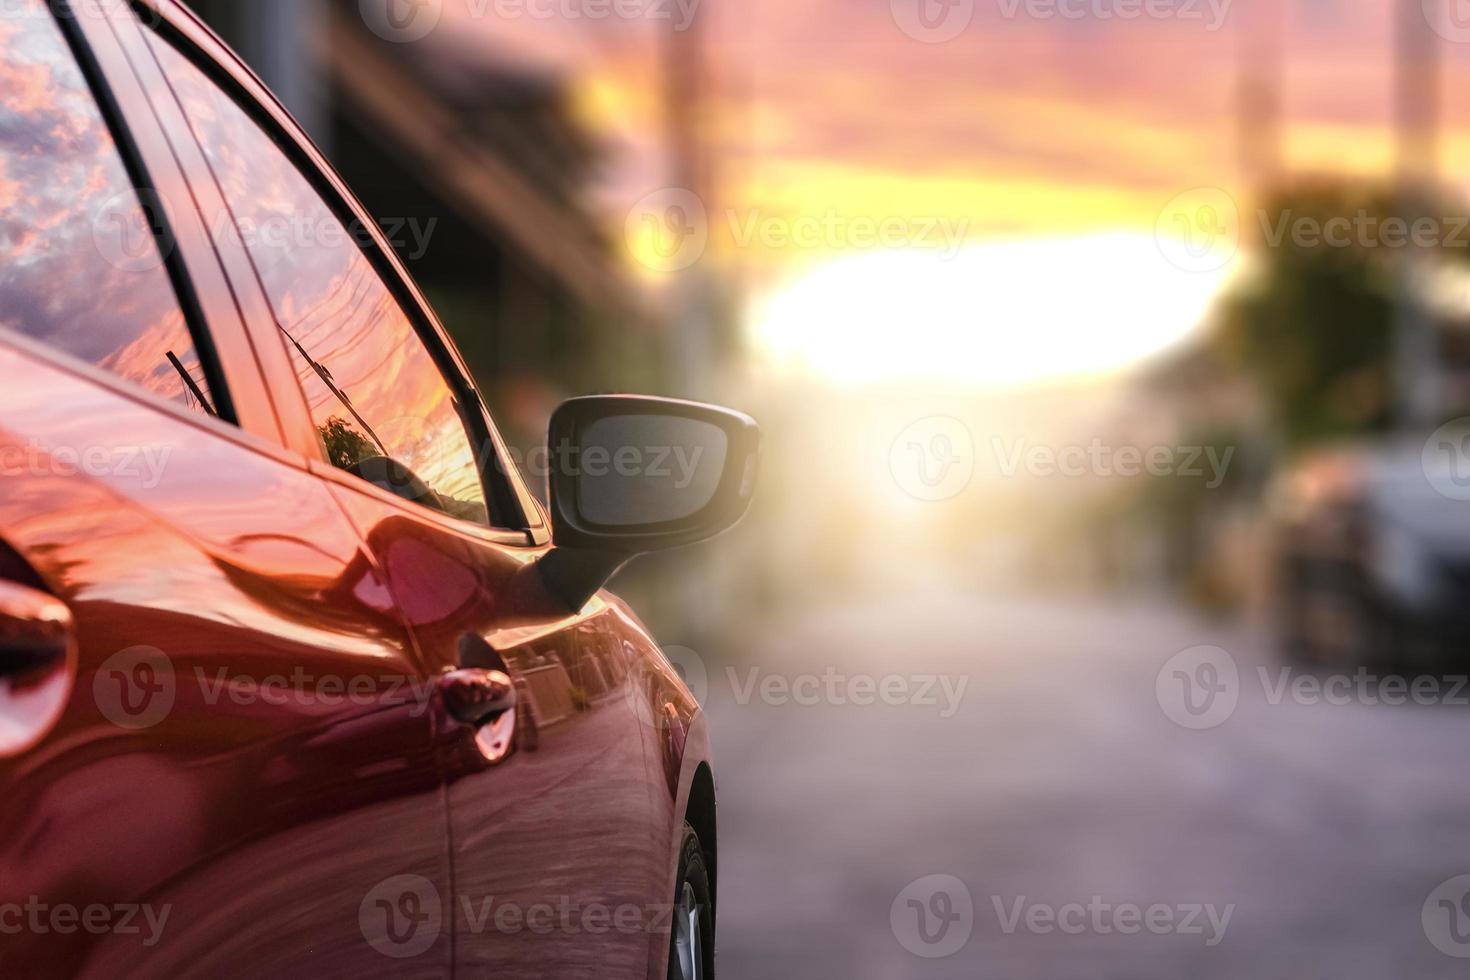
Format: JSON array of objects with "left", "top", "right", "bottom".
[{"left": 0, "top": 2, "right": 713, "bottom": 976}]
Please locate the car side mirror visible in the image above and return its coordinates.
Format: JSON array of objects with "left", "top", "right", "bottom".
[{"left": 535, "top": 396, "right": 760, "bottom": 611}]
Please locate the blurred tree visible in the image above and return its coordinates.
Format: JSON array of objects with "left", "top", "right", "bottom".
[
  {"left": 319, "top": 415, "right": 377, "bottom": 470},
  {"left": 1213, "top": 179, "right": 1466, "bottom": 446}
]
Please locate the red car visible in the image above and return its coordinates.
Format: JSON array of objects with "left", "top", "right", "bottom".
[{"left": 0, "top": 2, "right": 757, "bottom": 977}]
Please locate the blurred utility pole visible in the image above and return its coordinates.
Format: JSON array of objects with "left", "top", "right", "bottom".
[
  {"left": 1234, "top": 0, "right": 1284, "bottom": 193},
  {"left": 1393, "top": 0, "right": 1442, "bottom": 428},
  {"left": 662, "top": 3, "right": 716, "bottom": 396},
  {"left": 662, "top": 7, "right": 731, "bottom": 647},
  {"left": 194, "top": 0, "right": 329, "bottom": 153},
  {"left": 259, "top": 0, "right": 327, "bottom": 149}
]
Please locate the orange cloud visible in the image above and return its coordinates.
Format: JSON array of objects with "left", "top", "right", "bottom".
[{"left": 0, "top": 60, "right": 53, "bottom": 116}]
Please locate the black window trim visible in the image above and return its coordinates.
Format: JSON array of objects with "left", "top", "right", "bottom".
[
  {"left": 135, "top": 7, "right": 533, "bottom": 534},
  {"left": 46, "top": 0, "right": 237, "bottom": 425}
]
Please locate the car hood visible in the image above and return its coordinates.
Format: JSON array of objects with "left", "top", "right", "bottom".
[{"left": 1365, "top": 445, "right": 1470, "bottom": 556}]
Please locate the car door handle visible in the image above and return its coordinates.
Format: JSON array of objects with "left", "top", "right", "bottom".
[
  {"left": 437, "top": 668, "right": 516, "bottom": 728},
  {"left": 0, "top": 581, "right": 73, "bottom": 677}
]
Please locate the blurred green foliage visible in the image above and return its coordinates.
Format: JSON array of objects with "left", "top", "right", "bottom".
[{"left": 1212, "top": 179, "right": 1469, "bottom": 447}]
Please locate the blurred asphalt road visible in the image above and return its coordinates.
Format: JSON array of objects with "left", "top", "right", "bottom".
[{"left": 705, "top": 591, "right": 1470, "bottom": 979}]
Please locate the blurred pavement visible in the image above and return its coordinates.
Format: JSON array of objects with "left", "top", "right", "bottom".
[{"left": 707, "top": 590, "right": 1470, "bottom": 979}]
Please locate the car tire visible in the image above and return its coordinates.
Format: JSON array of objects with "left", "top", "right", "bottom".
[
  {"left": 667, "top": 824, "right": 714, "bottom": 980},
  {"left": 1278, "top": 556, "right": 1382, "bottom": 669}
]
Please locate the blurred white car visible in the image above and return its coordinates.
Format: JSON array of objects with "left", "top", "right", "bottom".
[{"left": 1270, "top": 440, "right": 1470, "bottom": 670}]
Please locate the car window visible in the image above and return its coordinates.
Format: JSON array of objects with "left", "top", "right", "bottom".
[
  {"left": 0, "top": 0, "right": 217, "bottom": 416},
  {"left": 145, "top": 33, "right": 492, "bottom": 527}
]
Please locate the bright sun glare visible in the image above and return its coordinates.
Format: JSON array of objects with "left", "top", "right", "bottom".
[{"left": 749, "top": 232, "right": 1235, "bottom": 387}]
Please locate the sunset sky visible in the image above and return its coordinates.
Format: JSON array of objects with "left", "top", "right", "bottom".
[
  {"left": 448, "top": 0, "right": 1470, "bottom": 224},
  {"left": 436, "top": 0, "right": 1470, "bottom": 384}
]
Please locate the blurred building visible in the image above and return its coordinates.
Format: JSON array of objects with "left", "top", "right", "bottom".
[
  {"left": 1088, "top": 342, "right": 1273, "bottom": 614},
  {"left": 187, "top": 0, "right": 669, "bottom": 457},
  {"left": 183, "top": 0, "right": 741, "bottom": 648}
]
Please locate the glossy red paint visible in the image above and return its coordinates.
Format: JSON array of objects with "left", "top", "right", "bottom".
[{"left": 0, "top": 2, "right": 718, "bottom": 976}]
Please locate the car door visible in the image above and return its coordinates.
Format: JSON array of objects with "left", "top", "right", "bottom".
[
  {"left": 325, "top": 460, "right": 677, "bottom": 979},
  {"left": 0, "top": 2, "right": 452, "bottom": 977},
  {"left": 125, "top": 8, "right": 683, "bottom": 976}
]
